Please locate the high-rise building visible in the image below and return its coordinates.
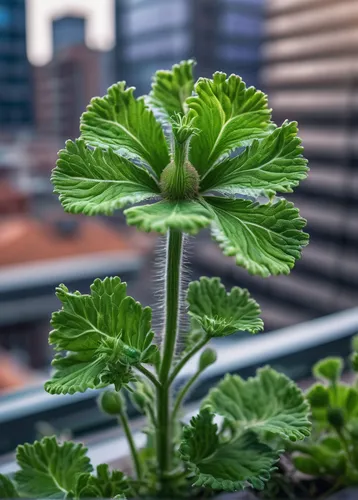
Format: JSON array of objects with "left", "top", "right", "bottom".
[
  {"left": 190, "top": 0, "right": 358, "bottom": 332},
  {"left": 0, "top": 0, "right": 33, "bottom": 127},
  {"left": 33, "top": 16, "right": 114, "bottom": 140},
  {"left": 115, "top": 0, "right": 265, "bottom": 95},
  {"left": 170, "top": 0, "right": 358, "bottom": 332},
  {"left": 259, "top": 0, "right": 358, "bottom": 323},
  {"left": 53, "top": 16, "right": 86, "bottom": 55}
]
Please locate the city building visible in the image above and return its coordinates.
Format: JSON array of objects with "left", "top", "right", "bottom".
[
  {"left": 115, "top": 0, "right": 265, "bottom": 95},
  {"left": 33, "top": 16, "right": 114, "bottom": 140},
  {"left": 0, "top": 0, "right": 33, "bottom": 128},
  {"left": 191, "top": 0, "right": 358, "bottom": 332}
]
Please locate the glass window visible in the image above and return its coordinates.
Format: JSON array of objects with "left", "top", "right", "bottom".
[
  {"left": 125, "top": 31, "right": 189, "bottom": 61},
  {"left": 216, "top": 43, "right": 260, "bottom": 62},
  {"left": 223, "top": 0, "right": 264, "bottom": 6},
  {"left": 0, "top": 6, "right": 11, "bottom": 29},
  {"left": 219, "top": 11, "right": 263, "bottom": 37},
  {"left": 122, "top": 0, "right": 188, "bottom": 37}
]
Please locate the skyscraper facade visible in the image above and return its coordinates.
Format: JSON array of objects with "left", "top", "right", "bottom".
[
  {"left": 114, "top": 0, "right": 264, "bottom": 95},
  {"left": 0, "top": 0, "right": 32, "bottom": 128},
  {"left": 260, "top": 0, "right": 358, "bottom": 322}
]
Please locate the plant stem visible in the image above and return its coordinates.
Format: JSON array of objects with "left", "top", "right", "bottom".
[
  {"left": 136, "top": 364, "right": 161, "bottom": 390},
  {"left": 172, "top": 370, "right": 201, "bottom": 422},
  {"left": 168, "top": 335, "right": 209, "bottom": 386},
  {"left": 156, "top": 229, "right": 183, "bottom": 488},
  {"left": 117, "top": 408, "right": 143, "bottom": 481}
]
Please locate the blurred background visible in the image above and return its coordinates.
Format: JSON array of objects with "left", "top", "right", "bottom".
[{"left": 0, "top": 0, "right": 358, "bottom": 455}]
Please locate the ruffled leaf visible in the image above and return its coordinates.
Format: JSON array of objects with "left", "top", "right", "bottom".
[
  {"left": 15, "top": 437, "right": 92, "bottom": 499},
  {"left": 149, "top": 59, "right": 195, "bottom": 118},
  {"left": 205, "top": 197, "right": 308, "bottom": 277},
  {"left": 180, "top": 410, "right": 279, "bottom": 491},
  {"left": 53, "top": 140, "right": 160, "bottom": 216},
  {"left": 0, "top": 475, "right": 18, "bottom": 498},
  {"left": 200, "top": 121, "right": 308, "bottom": 197},
  {"left": 80, "top": 82, "right": 169, "bottom": 177},
  {"left": 313, "top": 357, "right": 343, "bottom": 383},
  {"left": 124, "top": 200, "right": 212, "bottom": 234},
  {"left": 202, "top": 367, "right": 311, "bottom": 442},
  {"left": 187, "top": 277, "right": 263, "bottom": 336},
  {"left": 188, "top": 72, "right": 271, "bottom": 176},
  {"left": 45, "top": 278, "right": 157, "bottom": 395},
  {"left": 75, "top": 464, "right": 129, "bottom": 498}
]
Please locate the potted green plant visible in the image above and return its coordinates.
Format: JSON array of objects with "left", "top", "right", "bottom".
[
  {"left": 258, "top": 339, "right": 358, "bottom": 500},
  {"left": 0, "top": 60, "right": 313, "bottom": 499}
]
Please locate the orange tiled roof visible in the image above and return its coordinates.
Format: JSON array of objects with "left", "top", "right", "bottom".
[{"left": 0, "top": 216, "right": 146, "bottom": 267}]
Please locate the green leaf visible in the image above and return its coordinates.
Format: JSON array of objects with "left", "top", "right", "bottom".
[
  {"left": 205, "top": 197, "right": 308, "bottom": 277},
  {"left": 149, "top": 59, "right": 195, "bottom": 118},
  {"left": 45, "top": 278, "right": 157, "bottom": 395},
  {"left": 52, "top": 140, "right": 160, "bottom": 216},
  {"left": 75, "top": 464, "right": 129, "bottom": 498},
  {"left": 313, "top": 357, "right": 343, "bottom": 383},
  {"left": 124, "top": 200, "right": 212, "bottom": 234},
  {"left": 80, "top": 82, "right": 169, "bottom": 177},
  {"left": 187, "top": 72, "right": 271, "bottom": 176},
  {"left": 292, "top": 439, "right": 346, "bottom": 476},
  {"left": 187, "top": 277, "right": 263, "bottom": 336},
  {"left": 180, "top": 410, "right": 279, "bottom": 491},
  {"left": 15, "top": 437, "right": 92, "bottom": 499},
  {"left": 0, "top": 474, "right": 19, "bottom": 498},
  {"left": 202, "top": 367, "right": 311, "bottom": 442},
  {"left": 306, "top": 383, "right": 330, "bottom": 408},
  {"left": 200, "top": 121, "right": 308, "bottom": 197},
  {"left": 45, "top": 352, "right": 109, "bottom": 396},
  {"left": 351, "top": 352, "right": 358, "bottom": 372}
]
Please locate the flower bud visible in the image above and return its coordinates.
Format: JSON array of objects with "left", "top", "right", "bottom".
[
  {"left": 160, "top": 161, "right": 199, "bottom": 200},
  {"left": 199, "top": 348, "right": 217, "bottom": 371},
  {"left": 98, "top": 390, "right": 124, "bottom": 416}
]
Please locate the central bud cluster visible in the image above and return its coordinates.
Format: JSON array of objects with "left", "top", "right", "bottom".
[{"left": 160, "top": 160, "right": 200, "bottom": 200}]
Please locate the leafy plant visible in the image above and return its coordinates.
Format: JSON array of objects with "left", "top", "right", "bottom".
[
  {"left": 262, "top": 337, "right": 358, "bottom": 499},
  {"left": 3, "top": 60, "right": 311, "bottom": 498}
]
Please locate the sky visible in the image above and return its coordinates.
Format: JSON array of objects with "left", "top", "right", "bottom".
[{"left": 26, "top": 0, "right": 115, "bottom": 66}]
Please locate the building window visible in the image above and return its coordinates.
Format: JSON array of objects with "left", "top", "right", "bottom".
[
  {"left": 219, "top": 11, "right": 262, "bottom": 37},
  {"left": 0, "top": 6, "right": 11, "bottom": 29},
  {"left": 122, "top": 0, "right": 188, "bottom": 37}
]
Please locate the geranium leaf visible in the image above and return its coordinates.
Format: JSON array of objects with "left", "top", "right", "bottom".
[
  {"left": 15, "top": 437, "right": 92, "bottom": 499},
  {"left": 53, "top": 140, "right": 160, "bottom": 216},
  {"left": 0, "top": 475, "right": 18, "bottom": 498},
  {"left": 75, "top": 464, "right": 129, "bottom": 499},
  {"left": 149, "top": 59, "right": 195, "bottom": 118},
  {"left": 205, "top": 197, "right": 308, "bottom": 277},
  {"left": 187, "top": 277, "right": 263, "bottom": 336},
  {"left": 313, "top": 357, "right": 343, "bottom": 383},
  {"left": 80, "top": 82, "right": 170, "bottom": 177},
  {"left": 124, "top": 200, "right": 212, "bottom": 234},
  {"left": 200, "top": 121, "right": 308, "bottom": 197},
  {"left": 180, "top": 410, "right": 279, "bottom": 492},
  {"left": 202, "top": 367, "right": 311, "bottom": 442},
  {"left": 187, "top": 72, "right": 271, "bottom": 176},
  {"left": 45, "top": 278, "right": 157, "bottom": 395}
]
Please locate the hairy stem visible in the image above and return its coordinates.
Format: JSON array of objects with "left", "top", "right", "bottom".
[
  {"left": 118, "top": 408, "right": 143, "bottom": 481},
  {"left": 172, "top": 371, "right": 201, "bottom": 422},
  {"left": 168, "top": 335, "right": 209, "bottom": 386},
  {"left": 156, "top": 229, "right": 183, "bottom": 489}
]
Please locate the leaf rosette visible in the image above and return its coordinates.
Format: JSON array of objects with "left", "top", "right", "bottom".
[{"left": 52, "top": 60, "right": 308, "bottom": 278}]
